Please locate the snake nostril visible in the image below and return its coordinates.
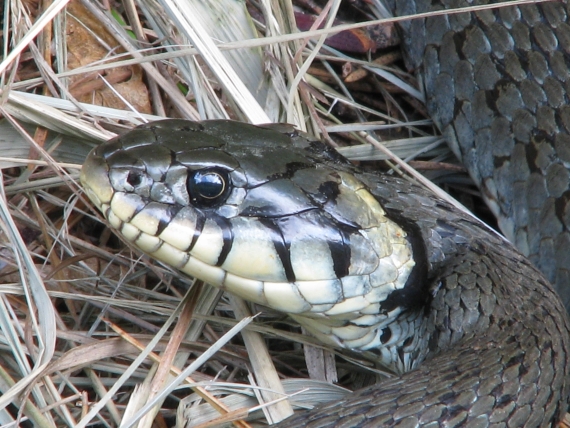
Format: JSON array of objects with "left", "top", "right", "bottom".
[{"left": 127, "top": 171, "right": 143, "bottom": 187}]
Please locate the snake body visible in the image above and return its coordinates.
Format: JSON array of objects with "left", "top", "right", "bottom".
[
  {"left": 79, "top": 1, "right": 570, "bottom": 426},
  {"left": 81, "top": 119, "right": 570, "bottom": 426},
  {"left": 385, "top": 0, "right": 570, "bottom": 309}
]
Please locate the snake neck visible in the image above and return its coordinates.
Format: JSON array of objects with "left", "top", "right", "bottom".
[{"left": 360, "top": 171, "right": 570, "bottom": 366}]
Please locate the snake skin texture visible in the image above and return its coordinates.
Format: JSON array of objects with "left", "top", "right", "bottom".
[
  {"left": 384, "top": 0, "right": 570, "bottom": 310},
  {"left": 81, "top": 119, "right": 570, "bottom": 427}
]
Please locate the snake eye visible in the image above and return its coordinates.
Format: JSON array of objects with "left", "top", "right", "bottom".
[{"left": 187, "top": 168, "right": 230, "bottom": 207}]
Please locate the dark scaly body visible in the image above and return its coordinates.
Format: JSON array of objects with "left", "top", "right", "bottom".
[
  {"left": 81, "top": 119, "right": 570, "bottom": 426},
  {"left": 384, "top": 0, "right": 570, "bottom": 309}
]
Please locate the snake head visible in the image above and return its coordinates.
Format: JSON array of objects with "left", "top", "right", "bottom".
[{"left": 81, "top": 119, "right": 420, "bottom": 356}]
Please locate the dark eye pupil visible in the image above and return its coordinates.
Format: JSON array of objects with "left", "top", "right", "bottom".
[
  {"left": 193, "top": 171, "right": 225, "bottom": 198},
  {"left": 188, "top": 168, "right": 230, "bottom": 208}
]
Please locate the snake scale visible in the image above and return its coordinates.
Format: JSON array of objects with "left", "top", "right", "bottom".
[
  {"left": 386, "top": 0, "right": 570, "bottom": 309},
  {"left": 79, "top": 1, "right": 570, "bottom": 426}
]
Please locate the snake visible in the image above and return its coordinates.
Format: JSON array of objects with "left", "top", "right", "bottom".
[{"left": 79, "top": 1, "right": 570, "bottom": 426}]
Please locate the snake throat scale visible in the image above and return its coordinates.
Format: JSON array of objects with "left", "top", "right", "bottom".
[{"left": 80, "top": 1, "right": 570, "bottom": 427}]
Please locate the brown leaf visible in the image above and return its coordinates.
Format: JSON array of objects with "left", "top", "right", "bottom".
[{"left": 65, "top": 1, "right": 151, "bottom": 113}]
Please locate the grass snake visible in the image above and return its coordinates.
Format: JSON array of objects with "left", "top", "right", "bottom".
[{"left": 80, "top": 1, "right": 570, "bottom": 426}]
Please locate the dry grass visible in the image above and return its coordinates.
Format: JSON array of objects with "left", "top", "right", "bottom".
[{"left": 0, "top": 0, "right": 541, "bottom": 427}]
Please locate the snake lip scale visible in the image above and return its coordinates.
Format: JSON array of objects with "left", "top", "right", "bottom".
[{"left": 81, "top": 118, "right": 570, "bottom": 427}]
